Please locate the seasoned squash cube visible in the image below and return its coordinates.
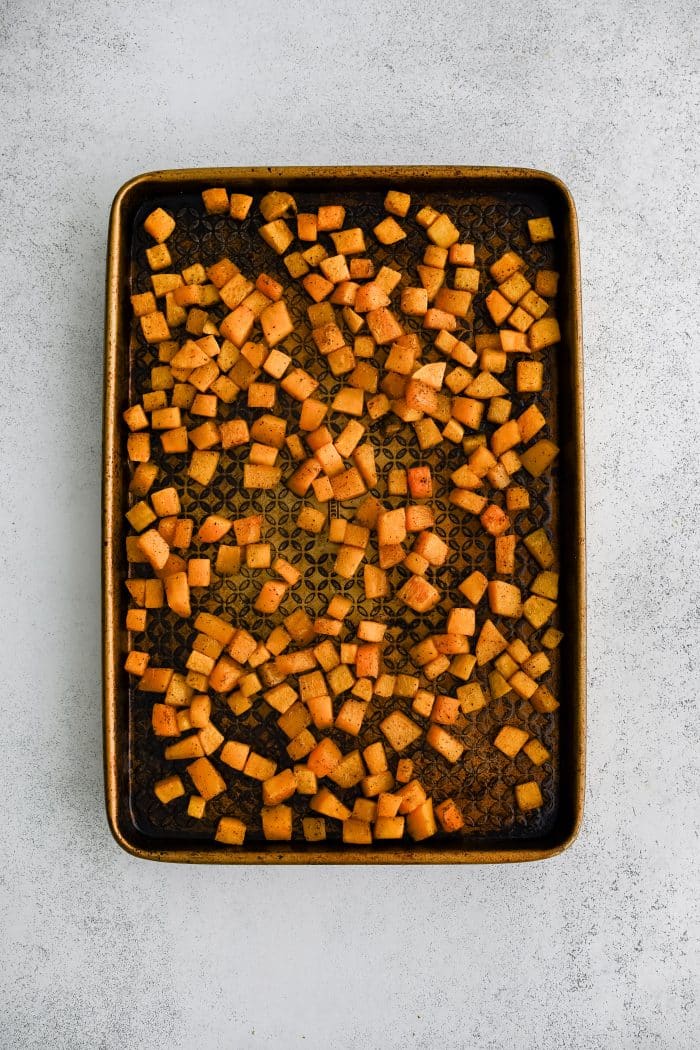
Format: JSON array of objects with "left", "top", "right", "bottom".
[
  {"left": 494, "top": 725, "right": 529, "bottom": 758},
  {"left": 523, "top": 738, "right": 551, "bottom": 766},
  {"left": 201, "top": 187, "right": 229, "bottom": 214},
  {"left": 522, "top": 595, "right": 557, "bottom": 629},
  {"left": 435, "top": 798, "right": 465, "bottom": 832},
  {"left": 186, "top": 757, "right": 226, "bottom": 800},
  {"left": 380, "top": 711, "right": 422, "bottom": 752},
  {"left": 260, "top": 301, "right": 293, "bottom": 347},
  {"left": 457, "top": 682, "right": 486, "bottom": 714},
  {"left": 524, "top": 528, "right": 555, "bottom": 569},
  {"left": 535, "top": 269, "right": 559, "bottom": 297},
  {"left": 542, "top": 627, "right": 564, "bottom": 650},
  {"left": 154, "top": 775, "right": 185, "bottom": 804},
  {"left": 521, "top": 439, "right": 559, "bottom": 477},
  {"left": 426, "top": 213, "right": 459, "bottom": 248},
  {"left": 406, "top": 798, "right": 437, "bottom": 841},
  {"left": 303, "top": 816, "right": 326, "bottom": 841},
  {"left": 527, "top": 216, "right": 555, "bottom": 242},
  {"left": 515, "top": 781, "right": 543, "bottom": 812},
  {"left": 384, "top": 189, "right": 411, "bottom": 216},
  {"left": 144, "top": 207, "right": 175, "bottom": 243},
  {"left": 374, "top": 216, "right": 406, "bottom": 244},
  {"left": 529, "top": 317, "right": 561, "bottom": 351},
  {"left": 215, "top": 816, "right": 246, "bottom": 844},
  {"left": 259, "top": 219, "right": 294, "bottom": 255},
  {"left": 310, "top": 787, "right": 351, "bottom": 821},
  {"left": 262, "top": 805, "right": 293, "bottom": 841},
  {"left": 398, "top": 575, "right": 440, "bottom": 613},
  {"left": 330, "top": 228, "right": 365, "bottom": 255},
  {"left": 488, "top": 581, "right": 522, "bottom": 618}
]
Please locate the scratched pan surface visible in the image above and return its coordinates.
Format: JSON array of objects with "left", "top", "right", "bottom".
[{"left": 103, "top": 167, "right": 585, "bottom": 863}]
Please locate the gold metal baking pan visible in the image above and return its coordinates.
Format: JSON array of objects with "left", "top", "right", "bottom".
[{"left": 103, "top": 166, "right": 585, "bottom": 863}]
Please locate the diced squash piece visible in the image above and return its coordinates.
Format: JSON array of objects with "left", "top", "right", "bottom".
[
  {"left": 260, "top": 301, "right": 293, "bottom": 348},
  {"left": 406, "top": 798, "right": 437, "bottom": 841},
  {"left": 529, "top": 317, "right": 561, "bottom": 350},
  {"left": 524, "top": 738, "right": 551, "bottom": 766},
  {"left": 426, "top": 213, "right": 459, "bottom": 248},
  {"left": 201, "top": 187, "right": 229, "bottom": 214},
  {"left": 458, "top": 682, "right": 486, "bottom": 714},
  {"left": 186, "top": 757, "right": 226, "bottom": 800},
  {"left": 536, "top": 270, "right": 559, "bottom": 297},
  {"left": 215, "top": 816, "right": 246, "bottom": 844},
  {"left": 488, "top": 581, "right": 522, "bottom": 618},
  {"left": 303, "top": 816, "right": 326, "bottom": 841},
  {"left": 261, "top": 805, "right": 293, "bottom": 841},
  {"left": 397, "top": 575, "right": 440, "bottom": 613},
  {"left": 380, "top": 711, "right": 422, "bottom": 752},
  {"left": 435, "top": 798, "right": 465, "bottom": 832},
  {"left": 458, "top": 570, "right": 488, "bottom": 605},
  {"left": 144, "top": 207, "right": 175, "bottom": 243},
  {"left": 154, "top": 775, "right": 185, "bottom": 804},
  {"left": 310, "top": 787, "right": 351, "bottom": 821},
  {"left": 494, "top": 725, "right": 529, "bottom": 758},
  {"left": 515, "top": 781, "right": 544, "bottom": 812},
  {"left": 521, "top": 439, "right": 559, "bottom": 477},
  {"left": 475, "top": 619, "right": 508, "bottom": 665},
  {"left": 527, "top": 216, "right": 555, "bottom": 242},
  {"left": 259, "top": 219, "right": 294, "bottom": 255},
  {"left": 522, "top": 595, "right": 557, "bottom": 629}
]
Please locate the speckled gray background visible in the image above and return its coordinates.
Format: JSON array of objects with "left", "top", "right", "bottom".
[{"left": 1, "top": 1, "right": 698, "bottom": 1047}]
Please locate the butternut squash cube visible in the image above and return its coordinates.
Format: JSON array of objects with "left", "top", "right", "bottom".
[
  {"left": 260, "top": 301, "right": 293, "bottom": 348},
  {"left": 521, "top": 439, "right": 560, "bottom": 478},
  {"left": 303, "top": 816, "right": 326, "bottom": 841},
  {"left": 527, "top": 216, "right": 555, "bottom": 242},
  {"left": 435, "top": 798, "right": 465, "bottom": 832},
  {"left": 528, "top": 316, "right": 561, "bottom": 351},
  {"left": 480, "top": 504, "right": 510, "bottom": 537},
  {"left": 262, "top": 768, "right": 297, "bottom": 807},
  {"left": 542, "top": 627, "right": 564, "bottom": 650},
  {"left": 374, "top": 216, "right": 406, "bottom": 244},
  {"left": 154, "top": 775, "right": 185, "bottom": 804},
  {"left": 188, "top": 450, "right": 219, "bottom": 486},
  {"left": 475, "top": 619, "right": 508, "bottom": 665},
  {"left": 494, "top": 725, "right": 529, "bottom": 758},
  {"left": 146, "top": 243, "right": 171, "bottom": 270},
  {"left": 523, "top": 595, "right": 557, "bottom": 629},
  {"left": 515, "top": 780, "right": 544, "bottom": 812},
  {"left": 426, "top": 213, "right": 459, "bottom": 248},
  {"left": 330, "top": 228, "right": 365, "bottom": 255},
  {"left": 186, "top": 757, "right": 226, "bottom": 800},
  {"left": 488, "top": 580, "right": 522, "bottom": 618},
  {"left": 457, "top": 682, "right": 486, "bottom": 714},
  {"left": 201, "top": 187, "right": 228, "bottom": 214},
  {"left": 524, "top": 738, "right": 551, "bottom": 767},
  {"left": 213, "top": 816, "right": 245, "bottom": 844},
  {"left": 259, "top": 219, "right": 294, "bottom": 255},
  {"left": 366, "top": 306, "right": 403, "bottom": 345},
  {"left": 406, "top": 798, "right": 437, "bottom": 840},
  {"left": 397, "top": 575, "right": 440, "bottom": 613},
  {"left": 262, "top": 805, "right": 293, "bottom": 841},
  {"left": 380, "top": 711, "right": 422, "bottom": 752},
  {"left": 310, "top": 787, "right": 351, "bottom": 821},
  {"left": 535, "top": 269, "right": 559, "bottom": 297},
  {"left": 144, "top": 207, "right": 175, "bottom": 243},
  {"left": 524, "top": 528, "right": 555, "bottom": 568},
  {"left": 384, "top": 189, "right": 411, "bottom": 216}
]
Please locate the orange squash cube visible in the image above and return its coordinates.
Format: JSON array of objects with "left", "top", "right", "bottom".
[{"left": 215, "top": 816, "right": 246, "bottom": 844}]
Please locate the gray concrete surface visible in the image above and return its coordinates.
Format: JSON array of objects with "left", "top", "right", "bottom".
[{"left": 1, "top": 1, "right": 698, "bottom": 1047}]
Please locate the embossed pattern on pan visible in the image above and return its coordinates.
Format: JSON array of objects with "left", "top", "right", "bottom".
[{"left": 125, "top": 187, "right": 561, "bottom": 846}]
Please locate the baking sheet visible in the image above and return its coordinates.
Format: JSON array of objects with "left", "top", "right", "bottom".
[{"left": 103, "top": 167, "right": 585, "bottom": 863}]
